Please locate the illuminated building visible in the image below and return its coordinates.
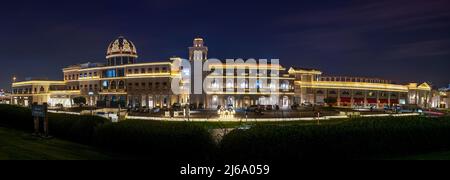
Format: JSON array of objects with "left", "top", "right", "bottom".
[
  {"left": 11, "top": 36, "right": 433, "bottom": 109},
  {"left": 0, "top": 89, "right": 11, "bottom": 104},
  {"left": 289, "top": 68, "right": 432, "bottom": 108},
  {"left": 431, "top": 85, "right": 450, "bottom": 109}
]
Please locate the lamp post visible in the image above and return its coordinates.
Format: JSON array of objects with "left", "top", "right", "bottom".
[{"left": 11, "top": 76, "right": 16, "bottom": 104}]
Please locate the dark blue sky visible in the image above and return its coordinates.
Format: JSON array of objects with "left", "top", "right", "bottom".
[{"left": 1, "top": 0, "right": 449, "bottom": 90}]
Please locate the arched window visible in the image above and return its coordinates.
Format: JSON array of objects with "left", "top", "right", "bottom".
[
  {"left": 118, "top": 81, "right": 125, "bottom": 89},
  {"left": 281, "top": 81, "right": 290, "bottom": 90},
  {"left": 211, "top": 79, "right": 220, "bottom": 89},
  {"left": 40, "top": 86, "right": 45, "bottom": 92},
  {"left": 111, "top": 81, "right": 117, "bottom": 89},
  {"left": 102, "top": 81, "right": 109, "bottom": 89},
  {"left": 240, "top": 79, "right": 249, "bottom": 89},
  {"left": 256, "top": 80, "right": 262, "bottom": 89},
  {"left": 226, "top": 80, "right": 234, "bottom": 89}
]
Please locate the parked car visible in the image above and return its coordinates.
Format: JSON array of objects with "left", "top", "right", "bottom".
[
  {"left": 152, "top": 107, "right": 161, "bottom": 113},
  {"left": 291, "top": 103, "right": 300, "bottom": 110},
  {"left": 172, "top": 103, "right": 182, "bottom": 111},
  {"left": 248, "top": 105, "right": 259, "bottom": 112},
  {"left": 302, "top": 102, "right": 313, "bottom": 107}
]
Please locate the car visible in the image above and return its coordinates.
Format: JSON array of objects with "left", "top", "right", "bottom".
[
  {"left": 172, "top": 103, "right": 182, "bottom": 111},
  {"left": 152, "top": 107, "right": 161, "bottom": 113},
  {"left": 315, "top": 102, "right": 325, "bottom": 107},
  {"left": 302, "top": 102, "right": 313, "bottom": 107},
  {"left": 247, "top": 105, "right": 259, "bottom": 112},
  {"left": 265, "top": 105, "right": 273, "bottom": 111},
  {"left": 291, "top": 104, "right": 300, "bottom": 110}
]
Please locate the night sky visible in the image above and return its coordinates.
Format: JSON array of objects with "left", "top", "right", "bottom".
[{"left": 1, "top": 0, "right": 449, "bottom": 90}]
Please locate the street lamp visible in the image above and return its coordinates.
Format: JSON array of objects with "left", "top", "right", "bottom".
[{"left": 11, "top": 76, "right": 16, "bottom": 104}]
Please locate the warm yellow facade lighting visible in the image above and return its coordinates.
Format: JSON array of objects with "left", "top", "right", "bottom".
[
  {"left": 205, "top": 91, "right": 295, "bottom": 95},
  {"left": 206, "top": 76, "right": 294, "bottom": 80},
  {"left": 12, "top": 81, "right": 66, "bottom": 87},
  {"left": 63, "top": 62, "right": 172, "bottom": 72},
  {"left": 295, "top": 81, "right": 409, "bottom": 92}
]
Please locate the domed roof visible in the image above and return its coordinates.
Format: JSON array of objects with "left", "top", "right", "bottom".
[{"left": 106, "top": 36, "right": 138, "bottom": 59}]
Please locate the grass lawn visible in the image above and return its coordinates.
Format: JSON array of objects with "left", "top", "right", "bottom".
[
  {"left": 0, "top": 127, "right": 115, "bottom": 160},
  {"left": 393, "top": 151, "right": 450, "bottom": 160}
]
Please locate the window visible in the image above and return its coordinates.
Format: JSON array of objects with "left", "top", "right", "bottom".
[
  {"left": 118, "top": 81, "right": 125, "bottom": 89},
  {"left": 111, "top": 81, "right": 117, "bottom": 89},
  {"left": 94, "top": 72, "right": 97, "bottom": 77},
  {"left": 256, "top": 80, "right": 262, "bottom": 89},
  {"left": 281, "top": 81, "right": 290, "bottom": 90},
  {"left": 105, "top": 69, "right": 117, "bottom": 78},
  {"left": 141, "top": 68, "right": 146, "bottom": 74},
  {"left": 162, "top": 67, "right": 167, "bottom": 73},
  {"left": 102, "top": 81, "right": 109, "bottom": 88},
  {"left": 240, "top": 80, "right": 249, "bottom": 89},
  {"left": 155, "top": 68, "right": 160, "bottom": 73},
  {"left": 211, "top": 80, "right": 219, "bottom": 89},
  {"left": 134, "top": 69, "right": 139, "bottom": 74},
  {"left": 128, "top": 69, "right": 132, "bottom": 74},
  {"left": 117, "top": 69, "right": 125, "bottom": 77},
  {"left": 148, "top": 68, "right": 153, "bottom": 73},
  {"left": 226, "top": 80, "right": 234, "bottom": 89}
]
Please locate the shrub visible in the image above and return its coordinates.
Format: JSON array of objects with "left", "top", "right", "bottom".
[
  {"left": 0, "top": 105, "right": 34, "bottom": 131},
  {"left": 94, "top": 120, "right": 216, "bottom": 161},
  {"left": 219, "top": 116, "right": 450, "bottom": 161},
  {"left": 48, "top": 113, "right": 109, "bottom": 144}
]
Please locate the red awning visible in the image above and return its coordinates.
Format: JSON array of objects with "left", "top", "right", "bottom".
[
  {"left": 340, "top": 97, "right": 351, "bottom": 102},
  {"left": 354, "top": 98, "right": 365, "bottom": 103},
  {"left": 379, "top": 99, "right": 389, "bottom": 104},
  {"left": 367, "top": 98, "right": 377, "bottom": 104}
]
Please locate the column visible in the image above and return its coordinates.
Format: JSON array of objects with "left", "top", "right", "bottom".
[
  {"left": 376, "top": 91, "right": 380, "bottom": 108},
  {"left": 337, "top": 89, "right": 341, "bottom": 107},
  {"left": 364, "top": 90, "right": 368, "bottom": 108},
  {"left": 350, "top": 90, "right": 355, "bottom": 108},
  {"left": 388, "top": 92, "right": 391, "bottom": 106}
]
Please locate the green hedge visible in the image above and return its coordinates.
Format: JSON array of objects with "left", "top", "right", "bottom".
[
  {"left": 48, "top": 113, "right": 109, "bottom": 144},
  {"left": 0, "top": 105, "right": 34, "bottom": 131},
  {"left": 0, "top": 105, "right": 215, "bottom": 160},
  {"left": 94, "top": 120, "right": 216, "bottom": 161},
  {"left": 219, "top": 116, "right": 450, "bottom": 161}
]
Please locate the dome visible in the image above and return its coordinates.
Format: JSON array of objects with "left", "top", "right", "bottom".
[{"left": 106, "top": 36, "right": 138, "bottom": 59}]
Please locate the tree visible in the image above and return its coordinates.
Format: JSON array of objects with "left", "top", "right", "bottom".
[
  {"left": 324, "top": 97, "right": 337, "bottom": 107},
  {"left": 73, "top": 97, "right": 87, "bottom": 107}
]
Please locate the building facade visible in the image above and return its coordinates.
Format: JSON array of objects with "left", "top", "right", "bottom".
[
  {"left": 11, "top": 36, "right": 433, "bottom": 109},
  {"left": 431, "top": 85, "right": 450, "bottom": 109}
]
